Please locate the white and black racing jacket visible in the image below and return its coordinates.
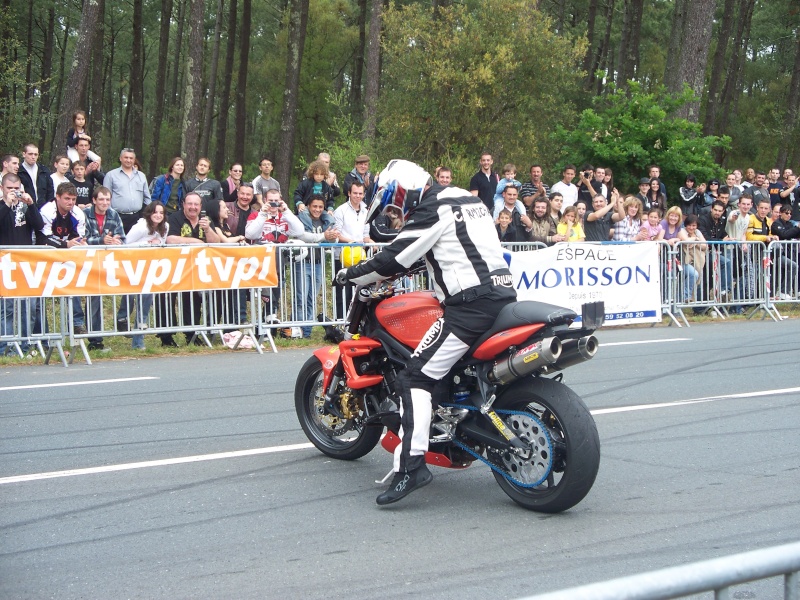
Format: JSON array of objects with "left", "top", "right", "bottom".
[{"left": 346, "top": 185, "right": 515, "bottom": 304}]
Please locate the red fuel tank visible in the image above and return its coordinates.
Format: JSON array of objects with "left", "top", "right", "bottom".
[{"left": 375, "top": 291, "right": 443, "bottom": 348}]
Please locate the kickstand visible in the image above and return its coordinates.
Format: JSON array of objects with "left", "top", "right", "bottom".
[{"left": 375, "top": 469, "right": 395, "bottom": 485}]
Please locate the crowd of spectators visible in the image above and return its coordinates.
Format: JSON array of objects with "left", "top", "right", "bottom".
[{"left": 3, "top": 138, "right": 800, "bottom": 354}]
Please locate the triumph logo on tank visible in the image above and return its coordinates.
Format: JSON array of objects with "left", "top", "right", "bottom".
[{"left": 412, "top": 317, "right": 444, "bottom": 357}]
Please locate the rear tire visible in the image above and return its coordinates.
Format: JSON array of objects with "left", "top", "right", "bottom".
[
  {"left": 294, "top": 356, "right": 383, "bottom": 460},
  {"left": 491, "top": 377, "right": 600, "bottom": 513}
]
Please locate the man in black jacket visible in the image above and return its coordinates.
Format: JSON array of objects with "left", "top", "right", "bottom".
[
  {"left": 17, "top": 143, "right": 54, "bottom": 207},
  {"left": 0, "top": 173, "right": 45, "bottom": 355},
  {"left": 771, "top": 204, "right": 800, "bottom": 299},
  {"left": 698, "top": 200, "right": 732, "bottom": 299},
  {"left": 338, "top": 160, "right": 517, "bottom": 506}
]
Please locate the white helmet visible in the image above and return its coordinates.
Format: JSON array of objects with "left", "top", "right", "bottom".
[{"left": 368, "top": 159, "right": 431, "bottom": 220}]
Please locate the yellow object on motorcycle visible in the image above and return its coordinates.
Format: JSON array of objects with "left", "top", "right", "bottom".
[{"left": 341, "top": 245, "right": 365, "bottom": 267}]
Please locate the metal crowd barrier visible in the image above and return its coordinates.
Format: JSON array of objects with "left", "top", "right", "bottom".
[
  {"left": 670, "top": 240, "right": 799, "bottom": 325},
  {"left": 516, "top": 540, "right": 800, "bottom": 600},
  {"left": 0, "top": 296, "right": 71, "bottom": 366},
  {"left": 766, "top": 239, "right": 800, "bottom": 320},
  {"left": 2, "top": 239, "right": 798, "bottom": 366}
]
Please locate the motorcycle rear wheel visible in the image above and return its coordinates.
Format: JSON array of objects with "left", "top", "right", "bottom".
[
  {"left": 491, "top": 377, "right": 600, "bottom": 513},
  {"left": 294, "top": 356, "right": 383, "bottom": 460}
]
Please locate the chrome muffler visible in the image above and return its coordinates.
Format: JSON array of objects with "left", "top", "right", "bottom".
[
  {"left": 490, "top": 336, "right": 562, "bottom": 385},
  {"left": 548, "top": 335, "right": 599, "bottom": 372}
]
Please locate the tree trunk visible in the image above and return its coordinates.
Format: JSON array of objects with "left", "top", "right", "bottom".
[
  {"left": 591, "top": 0, "right": 615, "bottom": 93},
  {"left": 200, "top": 0, "right": 224, "bottom": 160},
  {"left": 37, "top": 7, "right": 55, "bottom": 152},
  {"left": 583, "top": 0, "right": 599, "bottom": 76},
  {"left": 233, "top": 0, "right": 252, "bottom": 165},
  {"left": 663, "top": 0, "right": 687, "bottom": 92},
  {"left": 275, "top": 0, "right": 309, "bottom": 193},
  {"left": 214, "top": 0, "right": 237, "bottom": 179},
  {"left": 617, "top": 0, "right": 643, "bottom": 87},
  {"left": 350, "top": 0, "right": 367, "bottom": 114},
  {"left": 702, "top": 0, "right": 736, "bottom": 134},
  {"left": 103, "top": 25, "right": 116, "bottom": 145},
  {"left": 171, "top": 0, "right": 187, "bottom": 110},
  {"left": 129, "top": 0, "right": 145, "bottom": 154},
  {"left": 362, "top": 0, "right": 382, "bottom": 142},
  {"left": 23, "top": 1, "right": 33, "bottom": 110},
  {"left": 716, "top": 0, "right": 755, "bottom": 161},
  {"left": 50, "top": 13, "right": 71, "bottom": 153},
  {"left": 89, "top": 0, "right": 105, "bottom": 152},
  {"left": 181, "top": 0, "right": 205, "bottom": 170},
  {"left": 51, "top": 0, "right": 104, "bottom": 160},
  {"left": 776, "top": 32, "right": 800, "bottom": 169},
  {"left": 672, "top": 0, "right": 714, "bottom": 122},
  {"left": 148, "top": 0, "right": 174, "bottom": 176}
]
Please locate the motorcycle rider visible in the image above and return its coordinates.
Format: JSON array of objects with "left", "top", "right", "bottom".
[{"left": 336, "top": 160, "right": 517, "bottom": 505}]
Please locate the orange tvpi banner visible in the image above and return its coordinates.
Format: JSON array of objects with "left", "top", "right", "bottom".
[{"left": 0, "top": 245, "right": 278, "bottom": 297}]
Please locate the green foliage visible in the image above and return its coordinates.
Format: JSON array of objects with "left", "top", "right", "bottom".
[
  {"left": 378, "top": 0, "right": 585, "bottom": 174},
  {"left": 553, "top": 82, "right": 730, "bottom": 196},
  {"left": 0, "top": 9, "right": 41, "bottom": 152}
]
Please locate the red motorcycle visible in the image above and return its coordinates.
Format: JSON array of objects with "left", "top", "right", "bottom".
[{"left": 295, "top": 276, "right": 603, "bottom": 512}]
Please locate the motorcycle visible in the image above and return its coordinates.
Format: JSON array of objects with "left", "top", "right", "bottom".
[{"left": 294, "top": 274, "right": 603, "bottom": 512}]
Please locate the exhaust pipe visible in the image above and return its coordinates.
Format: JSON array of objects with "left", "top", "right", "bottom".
[
  {"left": 490, "top": 336, "right": 562, "bottom": 385},
  {"left": 548, "top": 335, "right": 599, "bottom": 372}
]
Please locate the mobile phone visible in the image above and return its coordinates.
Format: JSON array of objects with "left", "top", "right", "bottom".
[{"left": 200, "top": 210, "right": 207, "bottom": 218}]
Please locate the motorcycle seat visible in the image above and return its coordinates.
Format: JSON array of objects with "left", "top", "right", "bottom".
[{"left": 469, "top": 301, "right": 576, "bottom": 353}]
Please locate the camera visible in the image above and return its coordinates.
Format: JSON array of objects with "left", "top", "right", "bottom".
[
  {"left": 269, "top": 202, "right": 280, "bottom": 208},
  {"left": 14, "top": 190, "right": 22, "bottom": 198},
  {"left": 584, "top": 171, "right": 591, "bottom": 178}
]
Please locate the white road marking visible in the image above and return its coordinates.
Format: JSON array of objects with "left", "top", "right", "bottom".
[
  {"left": 0, "top": 377, "right": 159, "bottom": 392},
  {"left": 601, "top": 338, "right": 691, "bottom": 347},
  {"left": 2, "top": 386, "right": 798, "bottom": 486},
  {"left": 0, "top": 443, "right": 314, "bottom": 485},
  {"left": 592, "top": 387, "right": 800, "bottom": 415}
]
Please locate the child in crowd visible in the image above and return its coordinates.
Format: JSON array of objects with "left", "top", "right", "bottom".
[
  {"left": 496, "top": 209, "right": 518, "bottom": 242},
  {"left": 640, "top": 209, "right": 664, "bottom": 240},
  {"left": 65, "top": 110, "right": 102, "bottom": 165},
  {"left": 557, "top": 206, "right": 585, "bottom": 242},
  {"left": 68, "top": 161, "right": 93, "bottom": 206},
  {"left": 493, "top": 164, "right": 521, "bottom": 204},
  {"left": 50, "top": 155, "right": 71, "bottom": 190}
]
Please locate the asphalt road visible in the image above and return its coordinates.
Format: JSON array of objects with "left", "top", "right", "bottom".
[{"left": 1, "top": 319, "right": 799, "bottom": 600}]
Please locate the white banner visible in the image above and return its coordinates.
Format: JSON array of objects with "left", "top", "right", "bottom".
[{"left": 508, "top": 243, "right": 662, "bottom": 326}]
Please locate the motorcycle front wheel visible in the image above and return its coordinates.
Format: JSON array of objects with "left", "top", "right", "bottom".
[
  {"left": 491, "top": 377, "right": 600, "bottom": 513},
  {"left": 294, "top": 356, "right": 383, "bottom": 460}
]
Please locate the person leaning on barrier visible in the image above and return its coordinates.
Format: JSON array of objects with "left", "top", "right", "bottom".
[
  {"left": 295, "top": 194, "right": 340, "bottom": 337},
  {"left": 770, "top": 204, "right": 800, "bottom": 300},
  {"left": 726, "top": 194, "right": 754, "bottom": 312},
  {"left": 699, "top": 200, "right": 733, "bottom": 299},
  {"left": 527, "top": 196, "right": 563, "bottom": 246},
  {"left": 164, "top": 193, "right": 220, "bottom": 346},
  {"left": 82, "top": 186, "right": 126, "bottom": 351},
  {"left": 39, "top": 182, "right": 90, "bottom": 336},
  {"left": 245, "top": 188, "right": 333, "bottom": 321},
  {"left": 585, "top": 190, "right": 624, "bottom": 242},
  {"left": 0, "top": 173, "right": 44, "bottom": 356}
]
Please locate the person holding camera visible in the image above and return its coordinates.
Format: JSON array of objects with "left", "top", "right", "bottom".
[
  {"left": 0, "top": 173, "right": 44, "bottom": 356},
  {"left": 577, "top": 164, "right": 603, "bottom": 210},
  {"left": 245, "top": 188, "right": 331, "bottom": 322},
  {"left": 164, "top": 192, "right": 221, "bottom": 345}
]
